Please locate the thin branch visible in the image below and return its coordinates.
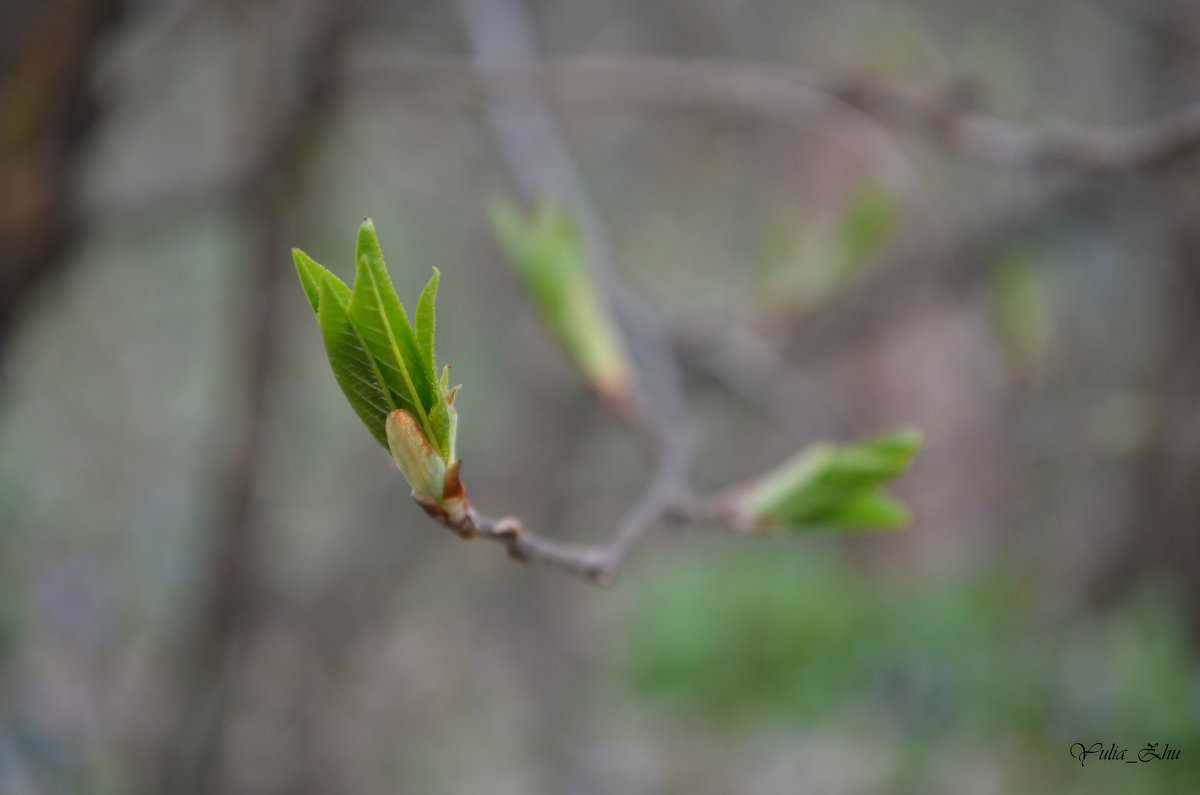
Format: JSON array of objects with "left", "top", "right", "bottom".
[
  {"left": 461, "top": 473, "right": 715, "bottom": 586},
  {"left": 349, "top": 55, "right": 1200, "bottom": 174},
  {"left": 471, "top": 511, "right": 608, "bottom": 579},
  {"left": 596, "top": 422, "right": 698, "bottom": 579},
  {"left": 449, "top": 0, "right": 701, "bottom": 584}
]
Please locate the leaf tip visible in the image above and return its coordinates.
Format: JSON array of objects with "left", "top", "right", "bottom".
[{"left": 356, "top": 218, "right": 383, "bottom": 261}]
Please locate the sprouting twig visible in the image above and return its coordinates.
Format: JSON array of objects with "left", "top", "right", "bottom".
[{"left": 387, "top": 3, "right": 979, "bottom": 585}]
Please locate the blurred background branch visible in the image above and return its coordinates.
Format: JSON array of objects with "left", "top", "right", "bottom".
[{"left": 349, "top": 55, "right": 1200, "bottom": 172}]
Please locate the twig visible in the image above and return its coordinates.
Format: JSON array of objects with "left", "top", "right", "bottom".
[
  {"left": 461, "top": 467, "right": 715, "bottom": 586},
  {"left": 450, "top": 0, "right": 702, "bottom": 584}
]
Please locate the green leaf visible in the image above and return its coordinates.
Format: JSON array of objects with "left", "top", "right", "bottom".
[
  {"left": 429, "top": 398, "right": 456, "bottom": 462},
  {"left": 293, "top": 248, "right": 328, "bottom": 314},
  {"left": 348, "top": 220, "right": 441, "bottom": 449},
  {"left": 294, "top": 246, "right": 394, "bottom": 445},
  {"left": 737, "top": 429, "right": 922, "bottom": 531},
  {"left": 415, "top": 267, "right": 440, "bottom": 379},
  {"left": 316, "top": 275, "right": 394, "bottom": 447},
  {"left": 293, "top": 222, "right": 457, "bottom": 468},
  {"left": 823, "top": 491, "right": 909, "bottom": 527},
  {"left": 489, "top": 200, "right": 633, "bottom": 406}
]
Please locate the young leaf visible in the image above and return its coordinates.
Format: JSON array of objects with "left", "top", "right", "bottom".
[
  {"left": 293, "top": 248, "right": 328, "bottom": 315},
  {"left": 429, "top": 398, "right": 457, "bottom": 462},
  {"left": 415, "top": 267, "right": 440, "bottom": 379},
  {"left": 489, "top": 200, "right": 634, "bottom": 411},
  {"left": 294, "top": 220, "right": 462, "bottom": 510},
  {"left": 302, "top": 226, "right": 467, "bottom": 518},
  {"left": 292, "top": 250, "right": 397, "bottom": 447},
  {"left": 347, "top": 221, "right": 440, "bottom": 448},
  {"left": 316, "top": 276, "right": 395, "bottom": 447},
  {"left": 733, "top": 429, "right": 922, "bottom": 531}
]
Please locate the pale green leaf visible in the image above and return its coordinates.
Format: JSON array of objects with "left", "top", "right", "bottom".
[
  {"left": 293, "top": 248, "right": 329, "bottom": 314},
  {"left": 820, "top": 491, "right": 910, "bottom": 528},
  {"left": 739, "top": 429, "right": 922, "bottom": 531},
  {"left": 489, "top": 200, "right": 633, "bottom": 403},
  {"left": 429, "top": 398, "right": 456, "bottom": 462},
  {"left": 415, "top": 267, "right": 440, "bottom": 379}
]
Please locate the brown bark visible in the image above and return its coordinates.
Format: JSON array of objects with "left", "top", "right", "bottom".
[{"left": 0, "top": 0, "right": 120, "bottom": 361}]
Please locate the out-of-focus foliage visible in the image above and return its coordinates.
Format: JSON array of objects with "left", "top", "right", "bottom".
[
  {"left": 990, "top": 248, "right": 1052, "bottom": 374},
  {"left": 760, "top": 184, "right": 901, "bottom": 315},
  {"left": 1089, "top": 390, "right": 1158, "bottom": 458},
  {"left": 732, "top": 429, "right": 922, "bottom": 531},
  {"left": 489, "top": 200, "right": 634, "bottom": 409},
  {"left": 0, "top": 591, "right": 18, "bottom": 665},
  {"left": 626, "top": 550, "right": 1200, "bottom": 793}
]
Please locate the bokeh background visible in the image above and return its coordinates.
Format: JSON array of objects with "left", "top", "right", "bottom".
[{"left": 3, "top": 0, "right": 1200, "bottom": 793}]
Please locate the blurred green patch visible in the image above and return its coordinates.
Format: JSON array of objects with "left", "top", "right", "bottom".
[
  {"left": 989, "top": 248, "right": 1053, "bottom": 375},
  {"left": 489, "top": 200, "right": 634, "bottom": 411},
  {"left": 0, "top": 590, "right": 18, "bottom": 664},
  {"left": 1088, "top": 391, "right": 1157, "bottom": 458},
  {"left": 758, "top": 184, "right": 900, "bottom": 316},
  {"left": 624, "top": 549, "right": 1200, "bottom": 792},
  {"left": 733, "top": 429, "right": 922, "bottom": 532}
]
